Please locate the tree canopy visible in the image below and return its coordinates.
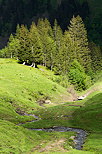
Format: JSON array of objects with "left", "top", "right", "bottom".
[{"left": 0, "top": 16, "right": 101, "bottom": 90}]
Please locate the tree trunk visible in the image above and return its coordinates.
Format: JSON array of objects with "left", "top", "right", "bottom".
[
  {"left": 11, "top": 52, "right": 13, "bottom": 58},
  {"left": 31, "top": 62, "right": 35, "bottom": 68}
]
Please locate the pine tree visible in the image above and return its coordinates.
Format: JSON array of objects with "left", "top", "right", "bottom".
[
  {"left": 28, "top": 22, "right": 43, "bottom": 67},
  {"left": 89, "top": 42, "right": 102, "bottom": 71},
  {"left": 7, "top": 34, "right": 20, "bottom": 59},
  {"left": 68, "top": 15, "right": 91, "bottom": 71},
  {"left": 37, "top": 18, "right": 56, "bottom": 69},
  {"left": 15, "top": 24, "right": 20, "bottom": 39},
  {"left": 37, "top": 18, "right": 53, "bottom": 38},
  {"left": 16, "top": 25, "right": 29, "bottom": 63},
  {"left": 44, "top": 18, "right": 54, "bottom": 38},
  {"left": 52, "top": 19, "right": 63, "bottom": 74},
  {"left": 44, "top": 35, "right": 56, "bottom": 70},
  {"left": 7, "top": 34, "right": 14, "bottom": 58},
  {"left": 59, "top": 30, "right": 76, "bottom": 74},
  {"left": 53, "top": 19, "right": 63, "bottom": 54}
]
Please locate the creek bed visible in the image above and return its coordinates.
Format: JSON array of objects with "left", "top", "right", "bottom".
[
  {"left": 18, "top": 113, "right": 87, "bottom": 150},
  {"left": 31, "top": 126, "right": 87, "bottom": 150}
]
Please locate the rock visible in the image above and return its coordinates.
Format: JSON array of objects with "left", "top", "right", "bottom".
[
  {"left": 45, "top": 100, "right": 51, "bottom": 104},
  {"left": 38, "top": 99, "right": 51, "bottom": 106},
  {"left": 70, "top": 136, "right": 75, "bottom": 140},
  {"left": 38, "top": 99, "right": 45, "bottom": 106}
]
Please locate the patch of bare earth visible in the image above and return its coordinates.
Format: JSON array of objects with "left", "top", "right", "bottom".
[
  {"left": 30, "top": 139, "right": 68, "bottom": 153},
  {"left": 39, "top": 139, "right": 68, "bottom": 153}
]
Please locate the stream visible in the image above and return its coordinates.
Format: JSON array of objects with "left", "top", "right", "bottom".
[
  {"left": 18, "top": 113, "right": 87, "bottom": 150},
  {"left": 31, "top": 126, "right": 87, "bottom": 150},
  {"left": 16, "top": 92, "right": 89, "bottom": 151}
]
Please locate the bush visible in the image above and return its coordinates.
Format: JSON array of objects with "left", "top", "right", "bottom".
[{"left": 68, "top": 60, "right": 91, "bottom": 91}]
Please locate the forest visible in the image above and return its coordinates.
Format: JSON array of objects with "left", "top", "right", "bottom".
[
  {"left": 0, "top": 0, "right": 102, "bottom": 46},
  {"left": 0, "top": 16, "right": 102, "bottom": 91}
]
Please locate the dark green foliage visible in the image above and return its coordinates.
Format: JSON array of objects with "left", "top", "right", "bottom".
[
  {"left": 1, "top": 16, "right": 101, "bottom": 91},
  {"left": 68, "top": 60, "right": 91, "bottom": 90},
  {"left": 68, "top": 15, "right": 91, "bottom": 72},
  {"left": 52, "top": 20, "right": 64, "bottom": 74},
  {"left": 28, "top": 22, "right": 43, "bottom": 66},
  {"left": 16, "top": 25, "right": 29, "bottom": 63},
  {"left": 0, "top": 0, "right": 102, "bottom": 47},
  {"left": 7, "top": 34, "right": 20, "bottom": 59},
  {"left": 89, "top": 42, "right": 102, "bottom": 71},
  {"left": 37, "top": 18, "right": 56, "bottom": 69}
]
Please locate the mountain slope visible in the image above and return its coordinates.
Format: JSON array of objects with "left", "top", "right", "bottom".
[
  {"left": 0, "top": 58, "right": 70, "bottom": 122},
  {"left": 0, "top": 58, "right": 102, "bottom": 153}
]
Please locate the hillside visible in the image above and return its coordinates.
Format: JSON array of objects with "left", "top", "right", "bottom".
[
  {"left": 0, "top": 58, "right": 71, "bottom": 122},
  {"left": 0, "top": 58, "right": 102, "bottom": 153}
]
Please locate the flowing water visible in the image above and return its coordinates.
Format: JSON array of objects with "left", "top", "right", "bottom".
[
  {"left": 17, "top": 113, "right": 87, "bottom": 150},
  {"left": 31, "top": 126, "right": 87, "bottom": 150}
]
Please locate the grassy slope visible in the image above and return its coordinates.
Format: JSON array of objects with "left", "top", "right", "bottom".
[
  {"left": 0, "top": 58, "right": 102, "bottom": 153},
  {"left": 0, "top": 58, "right": 68, "bottom": 118},
  {"left": 23, "top": 82, "right": 102, "bottom": 153},
  {"left": 71, "top": 92, "right": 102, "bottom": 153},
  {"left": 0, "top": 58, "right": 75, "bottom": 154}
]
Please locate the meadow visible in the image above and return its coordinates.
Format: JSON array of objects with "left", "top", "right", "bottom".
[{"left": 0, "top": 58, "right": 102, "bottom": 153}]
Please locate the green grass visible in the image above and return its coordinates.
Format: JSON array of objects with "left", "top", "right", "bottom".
[
  {"left": 71, "top": 92, "right": 102, "bottom": 131},
  {"left": 71, "top": 92, "right": 102, "bottom": 153},
  {"left": 0, "top": 58, "right": 102, "bottom": 153},
  {"left": 22, "top": 103, "right": 79, "bottom": 129},
  {"left": 23, "top": 91, "right": 102, "bottom": 153},
  {"left": 0, "top": 120, "right": 78, "bottom": 154},
  {"left": 0, "top": 120, "right": 37, "bottom": 154},
  {"left": 0, "top": 58, "right": 68, "bottom": 116},
  {"left": 0, "top": 58, "right": 76, "bottom": 154},
  {"left": 0, "top": 99, "right": 36, "bottom": 123}
]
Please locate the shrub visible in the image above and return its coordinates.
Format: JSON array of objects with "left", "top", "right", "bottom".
[{"left": 68, "top": 60, "right": 91, "bottom": 91}]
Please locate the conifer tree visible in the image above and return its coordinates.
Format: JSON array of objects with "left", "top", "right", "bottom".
[
  {"left": 37, "top": 18, "right": 56, "bottom": 69},
  {"left": 44, "top": 35, "right": 56, "bottom": 70},
  {"left": 37, "top": 18, "right": 53, "bottom": 38},
  {"left": 16, "top": 25, "right": 29, "bottom": 63},
  {"left": 7, "top": 34, "right": 20, "bottom": 59},
  {"left": 52, "top": 19, "right": 63, "bottom": 74},
  {"left": 44, "top": 18, "right": 54, "bottom": 38},
  {"left": 53, "top": 20, "right": 63, "bottom": 53},
  {"left": 89, "top": 42, "right": 102, "bottom": 71},
  {"left": 60, "top": 30, "right": 76, "bottom": 74},
  {"left": 7, "top": 34, "right": 14, "bottom": 58},
  {"left": 68, "top": 15, "right": 91, "bottom": 71},
  {"left": 15, "top": 24, "right": 20, "bottom": 39},
  {"left": 28, "top": 22, "right": 43, "bottom": 67}
]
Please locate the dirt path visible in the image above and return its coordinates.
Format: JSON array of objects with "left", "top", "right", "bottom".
[
  {"left": 29, "top": 139, "right": 68, "bottom": 153},
  {"left": 39, "top": 139, "right": 67, "bottom": 153}
]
